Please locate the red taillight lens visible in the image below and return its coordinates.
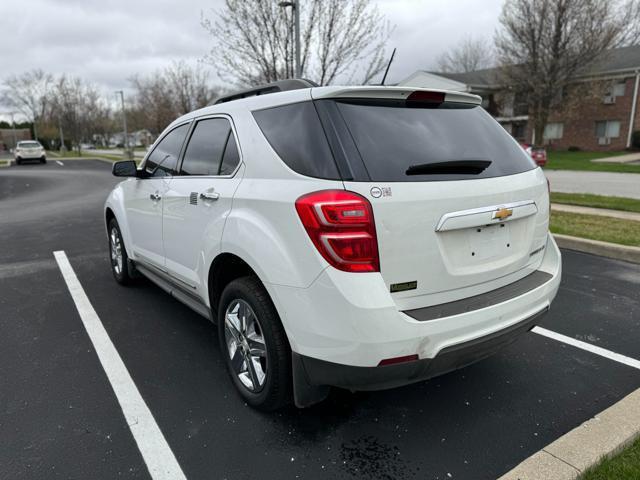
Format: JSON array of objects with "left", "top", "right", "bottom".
[
  {"left": 378, "top": 354, "right": 419, "bottom": 367},
  {"left": 407, "top": 90, "right": 445, "bottom": 105},
  {"left": 295, "top": 190, "right": 380, "bottom": 273}
]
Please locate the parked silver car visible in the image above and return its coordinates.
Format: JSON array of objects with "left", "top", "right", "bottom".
[{"left": 14, "top": 141, "right": 46, "bottom": 164}]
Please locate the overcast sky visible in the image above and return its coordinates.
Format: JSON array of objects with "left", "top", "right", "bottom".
[{"left": 1, "top": 0, "right": 502, "bottom": 116}]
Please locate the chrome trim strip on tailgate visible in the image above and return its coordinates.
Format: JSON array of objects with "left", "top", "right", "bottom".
[{"left": 436, "top": 200, "right": 537, "bottom": 232}]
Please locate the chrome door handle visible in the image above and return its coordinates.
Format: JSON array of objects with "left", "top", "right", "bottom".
[
  {"left": 149, "top": 193, "right": 161, "bottom": 201},
  {"left": 200, "top": 192, "right": 220, "bottom": 201}
]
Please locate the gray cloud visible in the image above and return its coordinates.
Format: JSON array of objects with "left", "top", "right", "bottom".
[{"left": 1, "top": 0, "right": 503, "bottom": 114}]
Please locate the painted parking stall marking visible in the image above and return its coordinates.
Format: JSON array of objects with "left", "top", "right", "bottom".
[
  {"left": 53, "top": 250, "right": 186, "bottom": 480},
  {"left": 56, "top": 160, "right": 64, "bottom": 166},
  {"left": 533, "top": 326, "right": 640, "bottom": 370}
]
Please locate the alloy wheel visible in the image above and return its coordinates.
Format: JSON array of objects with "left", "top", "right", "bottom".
[
  {"left": 224, "top": 299, "right": 268, "bottom": 392},
  {"left": 110, "top": 227, "right": 123, "bottom": 275}
]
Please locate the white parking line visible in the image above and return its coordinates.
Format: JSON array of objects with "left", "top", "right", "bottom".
[
  {"left": 56, "top": 160, "right": 64, "bottom": 166},
  {"left": 533, "top": 326, "right": 640, "bottom": 370},
  {"left": 53, "top": 250, "right": 187, "bottom": 480}
]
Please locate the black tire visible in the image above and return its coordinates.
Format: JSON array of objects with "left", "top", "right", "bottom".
[
  {"left": 41, "top": 157, "right": 47, "bottom": 164},
  {"left": 218, "top": 276, "right": 291, "bottom": 411},
  {"left": 107, "top": 218, "right": 133, "bottom": 285},
  {"left": 15, "top": 158, "right": 21, "bottom": 165}
]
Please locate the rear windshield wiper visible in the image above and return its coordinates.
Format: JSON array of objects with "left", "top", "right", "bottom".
[{"left": 405, "top": 160, "right": 492, "bottom": 176}]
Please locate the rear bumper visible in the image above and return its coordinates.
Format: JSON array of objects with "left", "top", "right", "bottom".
[
  {"left": 269, "top": 232, "right": 561, "bottom": 369},
  {"left": 294, "top": 306, "right": 547, "bottom": 391}
]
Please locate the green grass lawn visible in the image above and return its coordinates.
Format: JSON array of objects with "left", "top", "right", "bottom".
[
  {"left": 545, "top": 151, "right": 640, "bottom": 173},
  {"left": 550, "top": 211, "right": 640, "bottom": 246},
  {"left": 551, "top": 193, "right": 640, "bottom": 213},
  {"left": 581, "top": 436, "right": 640, "bottom": 480}
]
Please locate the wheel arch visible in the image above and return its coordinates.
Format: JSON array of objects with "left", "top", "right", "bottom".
[
  {"left": 207, "top": 252, "right": 263, "bottom": 318},
  {"left": 105, "top": 206, "right": 116, "bottom": 228}
]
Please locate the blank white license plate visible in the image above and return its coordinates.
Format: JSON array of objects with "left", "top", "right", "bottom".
[{"left": 468, "top": 223, "right": 511, "bottom": 260}]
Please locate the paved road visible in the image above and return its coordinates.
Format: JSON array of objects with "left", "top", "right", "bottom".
[
  {"left": 545, "top": 170, "right": 640, "bottom": 199},
  {"left": 1, "top": 159, "right": 639, "bottom": 480}
]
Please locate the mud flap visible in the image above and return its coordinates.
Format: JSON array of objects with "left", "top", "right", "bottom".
[{"left": 292, "top": 352, "right": 330, "bottom": 408}]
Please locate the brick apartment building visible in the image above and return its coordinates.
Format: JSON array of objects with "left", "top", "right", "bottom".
[
  {"left": 0, "top": 128, "right": 31, "bottom": 150},
  {"left": 399, "top": 45, "right": 640, "bottom": 151}
]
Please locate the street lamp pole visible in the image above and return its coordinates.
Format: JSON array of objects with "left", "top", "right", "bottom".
[
  {"left": 58, "top": 116, "right": 66, "bottom": 153},
  {"left": 9, "top": 112, "right": 17, "bottom": 149},
  {"left": 294, "top": 0, "right": 301, "bottom": 78},
  {"left": 115, "top": 90, "right": 130, "bottom": 159},
  {"left": 279, "top": 1, "right": 301, "bottom": 78},
  {"left": 58, "top": 117, "right": 67, "bottom": 155}
]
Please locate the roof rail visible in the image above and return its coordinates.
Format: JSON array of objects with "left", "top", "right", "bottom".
[{"left": 213, "top": 78, "right": 318, "bottom": 105}]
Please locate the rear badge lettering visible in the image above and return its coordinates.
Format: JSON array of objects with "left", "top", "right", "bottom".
[{"left": 390, "top": 281, "right": 417, "bottom": 293}]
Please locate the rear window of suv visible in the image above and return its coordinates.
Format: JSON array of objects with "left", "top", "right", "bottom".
[
  {"left": 253, "top": 99, "right": 535, "bottom": 182},
  {"left": 18, "top": 141, "right": 40, "bottom": 148},
  {"left": 331, "top": 99, "right": 536, "bottom": 182}
]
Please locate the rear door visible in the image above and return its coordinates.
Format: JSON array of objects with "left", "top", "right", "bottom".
[
  {"left": 162, "top": 116, "right": 243, "bottom": 291},
  {"left": 315, "top": 95, "right": 549, "bottom": 310},
  {"left": 123, "top": 123, "right": 189, "bottom": 268}
]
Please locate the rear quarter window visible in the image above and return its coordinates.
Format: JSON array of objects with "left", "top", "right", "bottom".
[{"left": 252, "top": 102, "right": 340, "bottom": 180}]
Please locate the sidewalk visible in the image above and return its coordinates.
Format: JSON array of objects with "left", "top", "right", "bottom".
[
  {"left": 591, "top": 152, "right": 640, "bottom": 164},
  {"left": 551, "top": 203, "right": 640, "bottom": 222},
  {"left": 545, "top": 170, "right": 640, "bottom": 199}
]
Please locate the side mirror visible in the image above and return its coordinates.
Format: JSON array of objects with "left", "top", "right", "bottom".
[{"left": 112, "top": 160, "right": 138, "bottom": 177}]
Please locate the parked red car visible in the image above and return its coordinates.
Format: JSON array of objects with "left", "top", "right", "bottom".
[{"left": 520, "top": 143, "right": 547, "bottom": 167}]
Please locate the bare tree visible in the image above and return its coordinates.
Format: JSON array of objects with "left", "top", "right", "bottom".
[
  {"left": 496, "top": 0, "right": 640, "bottom": 144},
  {"left": 1, "top": 69, "right": 53, "bottom": 140},
  {"left": 201, "top": 0, "right": 392, "bottom": 86},
  {"left": 435, "top": 37, "right": 494, "bottom": 73},
  {"left": 165, "top": 61, "right": 218, "bottom": 114},
  {"left": 131, "top": 61, "right": 218, "bottom": 134},
  {"left": 48, "top": 75, "right": 103, "bottom": 155}
]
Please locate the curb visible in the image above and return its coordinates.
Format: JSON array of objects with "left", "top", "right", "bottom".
[
  {"left": 498, "top": 387, "right": 640, "bottom": 479},
  {"left": 551, "top": 204, "right": 640, "bottom": 222},
  {"left": 553, "top": 234, "right": 640, "bottom": 264}
]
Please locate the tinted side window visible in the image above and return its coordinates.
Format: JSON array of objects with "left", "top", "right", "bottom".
[
  {"left": 219, "top": 133, "right": 240, "bottom": 175},
  {"left": 145, "top": 124, "right": 189, "bottom": 177},
  {"left": 181, "top": 118, "right": 231, "bottom": 176},
  {"left": 252, "top": 102, "right": 340, "bottom": 180}
]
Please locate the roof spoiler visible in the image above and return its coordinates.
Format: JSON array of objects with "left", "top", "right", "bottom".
[
  {"left": 214, "top": 79, "right": 319, "bottom": 105},
  {"left": 311, "top": 86, "right": 482, "bottom": 105}
]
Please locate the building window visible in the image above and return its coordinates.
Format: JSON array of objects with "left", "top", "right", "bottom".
[
  {"left": 613, "top": 82, "right": 626, "bottom": 97},
  {"left": 544, "top": 122, "right": 564, "bottom": 140},
  {"left": 595, "top": 120, "right": 621, "bottom": 139},
  {"left": 512, "top": 122, "right": 526, "bottom": 140}
]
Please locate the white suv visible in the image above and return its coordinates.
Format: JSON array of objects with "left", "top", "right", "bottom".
[
  {"left": 105, "top": 81, "right": 561, "bottom": 410},
  {"left": 14, "top": 140, "right": 46, "bottom": 164}
]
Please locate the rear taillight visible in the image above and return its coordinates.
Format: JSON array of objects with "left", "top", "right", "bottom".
[
  {"left": 378, "top": 354, "right": 419, "bottom": 367},
  {"left": 295, "top": 190, "right": 379, "bottom": 273}
]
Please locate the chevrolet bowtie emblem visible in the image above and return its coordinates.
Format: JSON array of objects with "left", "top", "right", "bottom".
[{"left": 493, "top": 208, "right": 513, "bottom": 220}]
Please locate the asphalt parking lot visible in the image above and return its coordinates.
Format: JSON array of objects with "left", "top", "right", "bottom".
[{"left": 1, "top": 159, "right": 639, "bottom": 480}]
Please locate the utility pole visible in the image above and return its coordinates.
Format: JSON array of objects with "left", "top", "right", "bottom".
[
  {"left": 279, "top": 1, "right": 301, "bottom": 78},
  {"left": 9, "top": 112, "right": 17, "bottom": 150},
  {"left": 58, "top": 116, "right": 66, "bottom": 153},
  {"left": 115, "top": 90, "right": 131, "bottom": 159}
]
